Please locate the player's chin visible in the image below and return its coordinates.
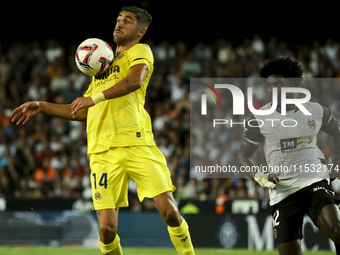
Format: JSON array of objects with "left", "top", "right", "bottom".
[{"left": 113, "top": 35, "right": 123, "bottom": 43}]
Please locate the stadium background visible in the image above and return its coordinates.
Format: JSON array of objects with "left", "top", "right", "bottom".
[{"left": 1, "top": 0, "right": 340, "bottom": 252}]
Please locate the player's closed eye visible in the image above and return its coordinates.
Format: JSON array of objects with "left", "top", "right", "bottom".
[{"left": 117, "top": 18, "right": 131, "bottom": 24}]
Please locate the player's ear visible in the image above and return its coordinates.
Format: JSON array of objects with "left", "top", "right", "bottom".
[{"left": 138, "top": 27, "right": 147, "bottom": 39}]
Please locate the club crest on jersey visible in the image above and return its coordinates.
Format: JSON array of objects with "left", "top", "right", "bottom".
[
  {"left": 114, "top": 54, "right": 124, "bottom": 61},
  {"left": 307, "top": 118, "right": 316, "bottom": 130},
  {"left": 94, "top": 192, "right": 101, "bottom": 200}
]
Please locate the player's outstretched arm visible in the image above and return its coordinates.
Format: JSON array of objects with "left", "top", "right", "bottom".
[
  {"left": 11, "top": 101, "right": 87, "bottom": 125},
  {"left": 71, "top": 64, "right": 148, "bottom": 116},
  {"left": 238, "top": 140, "right": 279, "bottom": 188}
]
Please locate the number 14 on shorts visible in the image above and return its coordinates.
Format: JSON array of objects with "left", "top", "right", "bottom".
[{"left": 92, "top": 173, "right": 108, "bottom": 189}]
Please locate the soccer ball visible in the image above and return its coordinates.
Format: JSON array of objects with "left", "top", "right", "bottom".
[{"left": 75, "top": 38, "right": 114, "bottom": 76}]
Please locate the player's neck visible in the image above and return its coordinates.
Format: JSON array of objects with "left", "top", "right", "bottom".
[{"left": 115, "top": 41, "right": 139, "bottom": 56}]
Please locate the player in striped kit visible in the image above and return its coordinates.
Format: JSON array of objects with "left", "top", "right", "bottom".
[{"left": 238, "top": 58, "right": 340, "bottom": 255}]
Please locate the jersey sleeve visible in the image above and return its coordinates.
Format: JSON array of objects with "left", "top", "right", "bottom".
[
  {"left": 320, "top": 104, "right": 336, "bottom": 134},
  {"left": 83, "top": 80, "right": 94, "bottom": 97},
  {"left": 128, "top": 44, "right": 154, "bottom": 71},
  {"left": 243, "top": 114, "right": 265, "bottom": 145}
]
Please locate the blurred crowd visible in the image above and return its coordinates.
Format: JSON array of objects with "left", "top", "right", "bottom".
[{"left": 1, "top": 34, "right": 340, "bottom": 212}]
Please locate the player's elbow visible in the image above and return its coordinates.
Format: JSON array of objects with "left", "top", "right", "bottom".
[
  {"left": 237, "top": 153, "right": 252, "bottom": 171},
  {"left": 135, "top": 80, "right": 143, "bottom": 89},
  {"left": 126, "top": 76, "right": 142, "bottom": 91},
  {"left": 237, "top": 153, "right": 247, "bottom": 165},
  {"left": 132, "top": 77, "right": 143, "bottom": 89},
  {"left": 127, "top": 64, "right": 148, "bottom": 90}
]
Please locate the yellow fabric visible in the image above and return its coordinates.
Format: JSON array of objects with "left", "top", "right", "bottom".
[
  {"left": 168, "top": 218, "right": 195, "bottom": 255},
  {"left": 90, "top": 146, "right": 176, "bottom": 210},
  {"left": 84, "top": 43, "right": 155, "bottom": 155},
  {"left": 99, "top": 234, "right": 122, "bottom": 255}
]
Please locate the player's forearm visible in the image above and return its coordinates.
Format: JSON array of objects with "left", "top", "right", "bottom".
[
  {"left": 237, "top": 155, "right": 257, "bottom": 179},
  {"left": 102, "top": 77, "right": 141, "bottom": 100},
  {"left": 39, "top": 101, "right": 87, "bottom": 121},
  {"left": 90, "top": 65, "right": 147, "bottom": 104},
  {"left": 238, "top": 140, "right": 260, "bottom": 179},
  {"left": 238, "top": 155, "right": 278, "bottom": 188}
]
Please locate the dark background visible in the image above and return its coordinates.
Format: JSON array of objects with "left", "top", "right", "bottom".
[{"left": 2, "top": 1, "right": 339, "bottom": 50}]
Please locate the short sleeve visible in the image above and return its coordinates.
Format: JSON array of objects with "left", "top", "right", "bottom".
[
  {"left": 83, "top": 80, "right": 94, "bottom": 97},
  {"left": 128, "top": 44, "right": 154, "bottom": 71},
  {"left": 320, "top": 104, "right": 336, "bottom": 134},
  {"left": 243, "top": 114, "right": 265, "bottom": 145}
]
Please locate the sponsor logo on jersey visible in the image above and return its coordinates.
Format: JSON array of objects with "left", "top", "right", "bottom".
[
  {"left": 280, "top": 138, "right": 297, "bottom": 150},
  {"left": 94, "top": 65, "right": 120, "bottom": 81},
  {"left": 280, "top": 136, "right": 313, "bottom": 150}
]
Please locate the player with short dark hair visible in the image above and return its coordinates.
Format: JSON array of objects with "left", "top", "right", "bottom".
[
  {"left": 11, "top": 6, "right": 195, "bottom": 255},
  {"left": 238, "top": 57, "right": 340, "bottom": 255},
  {"left": 119, "top": 6, "right": 152, "bottom": 28}
]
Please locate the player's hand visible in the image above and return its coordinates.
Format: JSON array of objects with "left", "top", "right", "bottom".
[
  {"left": 11, "top": 101, "right": 42, "bottom": 125},
  {"left": 254, "top": 172, "right": 280, "bottom": 189},
  {"left": 71, "top": 97, "right": 94, "bottom": 118},
  {"left": 268, "top": 173, "right": 280, "bottom": 187}
]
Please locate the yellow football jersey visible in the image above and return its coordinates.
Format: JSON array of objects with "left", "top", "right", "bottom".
[{"left": 84, "top": 43, "right": 155, "bottom": 155}]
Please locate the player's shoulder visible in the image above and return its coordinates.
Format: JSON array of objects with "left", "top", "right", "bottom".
[
  {"left": 303, "top": 101, "right": 322, "bottom": 109},
  {"left": 129, "top": 43, "right": 153, "bottom": 54},
  {"left": 127, "top": 43, "right": 153, "bottom": 62},
  {"left": 302, "top": 101, "right": 326, "bottom": 115},
  {"left": 260, "top": 101, "right": 326, "bottom": 114}
]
